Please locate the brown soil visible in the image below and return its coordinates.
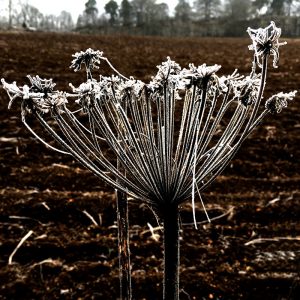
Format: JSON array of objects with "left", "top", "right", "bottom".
[{"left": 0, "top": 31, "right": 299, "bottom": 300}]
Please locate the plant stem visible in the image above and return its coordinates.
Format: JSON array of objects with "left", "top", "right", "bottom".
[
  {"left": 163, "top": 203, "right": 180, "bottom": 300},
  {"left": 117, "top": 190, "right": 132, "bottom": 300},
  {"left": 116, "top": 98, "right": 132, "bottom": 300}
]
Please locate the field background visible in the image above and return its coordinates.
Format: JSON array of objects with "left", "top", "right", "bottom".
[{"left": 0, "top": 32, "right": 299, "bottom": 299}]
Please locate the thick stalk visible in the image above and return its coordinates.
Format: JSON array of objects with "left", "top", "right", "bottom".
[
  {"left": 163, "top": 204, "right": 180, "bottom": 300},
  {"left": 117, "top": 190, "right": 132, "bottom": 300}
]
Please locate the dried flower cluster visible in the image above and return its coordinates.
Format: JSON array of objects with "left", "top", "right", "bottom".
[
  {"left": 247, "top": 21, "right": 287, "bottom": 68},
  {"left": 2, "top": 23, "right": 297, "bottom": 206}
]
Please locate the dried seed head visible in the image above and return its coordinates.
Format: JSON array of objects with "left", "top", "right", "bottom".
[
  {"left": 31, "top": 92, "right": 68, "bottom": 114},
  {"left": 218, "top": 70, "right": 243, "bottom": 94},
  {"left": 156, "top": 57, "right": 181, "bottom": 79},
  {"left": 70, "top": 48, "right": 103, "bottom": 72},
  {"left": 181, "top": 63, "right": 221, "bottom": 79},
  {"left": 1, "top": 29, "right": 297, "bottom": 205},
  {"left": 70, "top": 80, "right": 100, "bottom": 112},
  {"left": 234, "top": 74, "right": 261, "bottom": 107},
  {"left": 247, "top": 21, "right": 287, "bottom": 68},
  {"left": 265, "top": 91, "right": 297, "bottom": 113},
  {"left": 117, "top": 78, "right": 144, "bottom": 100},
  {"left": 27, "top": 75, "right": 56, "bottom": 94},
  {"left": 181, "top": 63, "right": 221, "bottom": 88},
  {"left": 150, "top": 57, "right": 181, "bottom": 90}
]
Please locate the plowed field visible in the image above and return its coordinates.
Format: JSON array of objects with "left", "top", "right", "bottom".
[{"left": 0, "top": 31, "right": 299, "bottom": 299}]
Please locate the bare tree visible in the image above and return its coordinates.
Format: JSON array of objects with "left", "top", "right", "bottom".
[
  {"left": 131, "top": 0, "right": 169, "bottom": 34},
  {"left": 20, "top": 3, "right": 43, "bottom": 29},
  {"left": 8, "top": 0, "right": 12, "bottom": 28},
  {"left": 175, "top": 0, "right": 192, "bottom": 22},
  {"left": 269, "top": 0, "right": 285, "bottom": 15},
  {"left": 268, "top": 0, "right": 300, "bottom": 16},
  {"left": 41, "top": 14, "right": 59, "bottom": 31},
  {"left": 84, "top": 0, "right": 98, "bottom": 25},
  {"left": 58, "top": 10, "right": 74, "bottom": 31},
  {"left": 193, "top": 0, "right": 222, "bottom": 20},
  {"left": 119, "top": 0, "right": 133, "bottom": 27},
  {"left": 225, "top": 0, "right": 252, "bottom": 21},
  {"left": 105, "top": 0, "right": 119, "bottom": 25},
  {"left": 131, "top": 0, "right": 148, "bottom": 27}
]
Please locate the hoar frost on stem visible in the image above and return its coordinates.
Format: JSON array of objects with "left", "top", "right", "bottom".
[{"left": 1, "top": 22, "right": 297, "bottom": 300}]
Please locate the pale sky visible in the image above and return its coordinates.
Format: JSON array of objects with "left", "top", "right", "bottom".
[{"left": 1, "top": 0, "right": 181, "bottom": 20}]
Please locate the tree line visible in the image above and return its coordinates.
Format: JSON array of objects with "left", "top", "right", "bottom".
[
  {"left": 2, "top": 0, "right": 300, "bottom": 36},
  {"left": 79, "top": 0, "right": 300, "bottom": 36},
  {"left": 0, "top": 1, "right": 74, "bottom": 31}
]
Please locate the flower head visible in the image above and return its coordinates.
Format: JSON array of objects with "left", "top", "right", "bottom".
[
  {"left": 27, "top": 75, "right": 56, "bottom": 95},
  {"left": 69, "top": 79, "right": 100, "bottom": 112},
  {"left": 233, "top": 74, "right": 261, "bottom": 107},
  {"left": 265, "top": 91, "right": 297, "bottom": 114},
  {"left": 70, "top": 48, "right": 103, "bottom": 72},
  {"left": 2, "top": 77, "right": 64, "bottom": 114},
  {"left": 156, "top": 57, "right": 181, "bottom": 79},
  {"left": 217, "top": 70, "right": 243, "bottom": 94},
  {"left": 2, "top": 79, "right": 23, "bottom": 109},
  {"left": 182, "top": 63, "right": 221, "bottom": 79},
  {"left": 181, "top": 63, "right": 221, "bottom": 88},
  {"left": 30, "top": 92, "right": 67, "bottom": 114},
  {"left": 149, "top": 57, "right": 181, "bottom": 90},
  {"left": 116, "top": 77, "right": 144, "bottom": 100},
  {"left": 247, "top": 21, "right": 287, "bottom": 68}
]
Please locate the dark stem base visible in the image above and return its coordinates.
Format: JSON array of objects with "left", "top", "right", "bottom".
[
  {"left": 163, "top": 204, "right": 180, "bottom": 300},
  {"left": 117, "top": 191, "right": 132, "bottom": 300}
]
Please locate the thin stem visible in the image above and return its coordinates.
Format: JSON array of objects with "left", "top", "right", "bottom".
[{"left": 101, "top": 57, "right": 130, "bottom": 81}]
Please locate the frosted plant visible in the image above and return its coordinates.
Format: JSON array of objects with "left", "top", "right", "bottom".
[
  {"left": 1, "top": 22, "right": 296, "bottom": 300},
  {"left": 247, "top": 21, "right": 287, "bottom": 68}
]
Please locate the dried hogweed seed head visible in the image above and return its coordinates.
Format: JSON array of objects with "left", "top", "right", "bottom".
[
  {"left": 265, "top": 91, "right": 297, "bottom": 114},
  {"left": 156, "top": 57, "right": 181, "bottom": 79},
  {"left": 31, "top": 92, "right": 68, "bottom": 114},
  {"left": 27, "top": 75, "right": 56, "bottom": 94},
  {"left": 24, "top": 76, "right": 67, "bottom": 114},
  {"left": 234, "top": 74, "right": 261, "bottom": 107},
  {"left": 70, "top": 79, "right": 103, "bottom": 112},
  {"left": 180, "top": 63, "right": 221, "bottom": 88},
  {"left": 181, "top": 63, "right": 221, "bottom": 80},
  {"left": 1, "top": 22, "right": 297, "bottom": 207},
  {"left": 70, "top": 48, "right": 103, "bottom": 72},
  {"left": 1, "top": 79, "right": 24, "bottom": 109},
  {"left": 116, "top": 78, "right": 144, "bottom": 100},
  {"left": 149, "top": 57, "right": 182, "bottom": 92},
  {"left": 247, "top": 21, "right": 287, "bottom": 68},
  {"left": 218, "top": 70, "right": 243, "bottom": 94},
  {"left": 2, "top": 76, "right": 64, "bottom": 114}
]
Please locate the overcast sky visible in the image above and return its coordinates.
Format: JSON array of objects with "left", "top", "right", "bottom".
[{"left": 2, "top": 0, "right": 180, "bottom": 20}]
